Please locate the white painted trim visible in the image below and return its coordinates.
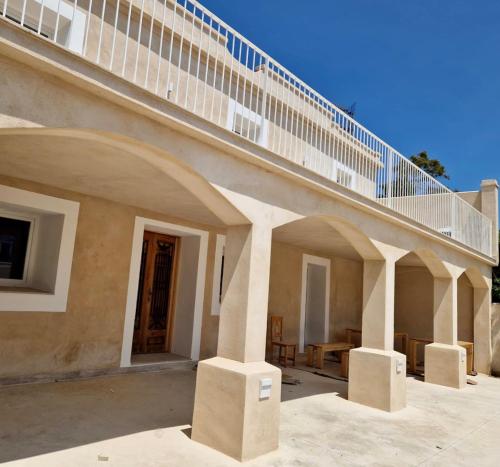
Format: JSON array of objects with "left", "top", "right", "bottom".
[
  {"left": 299, "top": 254, "right": 331, "bottom": 353},
  {"left": 120, "top": 217, "right": 208, "bottom": 367},
  {"left": 211, "top": 234, "right": 225, "bottom": 316},
  {"left": 0, "top": 184, "right": 79, "bottom": 312}
]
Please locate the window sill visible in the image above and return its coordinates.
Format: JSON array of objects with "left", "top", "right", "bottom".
[{"left": 0, "top": 286, "right": 51, "bottom": 294}]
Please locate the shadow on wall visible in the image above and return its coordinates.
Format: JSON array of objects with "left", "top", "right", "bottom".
[{"left": 492, "top": 304, "right": 500, "bottom": 376}]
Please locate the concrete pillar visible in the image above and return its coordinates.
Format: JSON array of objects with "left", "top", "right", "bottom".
[
  {"left": 480, "top": 179, "right": 499, "bottom": 262},
  {"left": 425, "top": 276, "right": 467, "bottom": 388},
  {"left": 348, "top": 258, "right": 407, "bottom": 412},
  {"left": 474, "top": 286, "right": 492, "bottom": 374},
  {"left": 191, "top": 223, "right": 280, "bottom": 462}
]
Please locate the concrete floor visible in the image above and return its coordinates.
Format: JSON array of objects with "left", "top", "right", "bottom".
[{"left": 1, "top": 365, "right": 500, "bottom": 466}]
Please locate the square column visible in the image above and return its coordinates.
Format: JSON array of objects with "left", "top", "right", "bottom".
[
  {"left": 474, "top": 286, "right": 491, "bottom": 374},
  {"left": 192, "top": 224, "right": 280, "bottom": 461},
  {"left": 348, "top": 259, "right": 407, "bottom": 412},
  {"left": 425, "top": 276, "right": 466, "bottom": 388}
]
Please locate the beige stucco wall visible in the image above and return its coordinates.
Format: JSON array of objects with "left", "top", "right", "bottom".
[
  {"left": 492, "top": 303, "right": 500, "bottom": 376},
  {"left": 395, "top": 266, "right": 474, "bottom": 358},
  {"left": 268, "top": 241, "right": 363, "bottom": 347},
  {"left": 0, "top": 175, "right": 220, "bottom": 379}
]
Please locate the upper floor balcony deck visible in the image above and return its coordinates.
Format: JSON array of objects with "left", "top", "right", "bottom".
[{"left": 0, "top": 0, "right": 493, "bottom": 257}]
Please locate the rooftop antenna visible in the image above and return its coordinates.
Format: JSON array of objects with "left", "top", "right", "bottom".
[{"left": 339, "top": 102, "right": 357, "bottom": 118}]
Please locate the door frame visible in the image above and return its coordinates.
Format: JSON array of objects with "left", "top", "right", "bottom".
[
  {"left": 121, "top": 217, "right": 208, "bottom": 367},
  {"left": 299, "top": 254, "right": 331, "bottom": 353}
]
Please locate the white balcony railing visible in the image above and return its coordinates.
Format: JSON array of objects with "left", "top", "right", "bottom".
[{"left": 0, "top": 0, "right": 492, "bottom": 256}]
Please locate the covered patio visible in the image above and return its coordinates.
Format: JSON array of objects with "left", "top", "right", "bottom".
[{"left": 1, "top": 368, "right": 500, "bottom": 466}]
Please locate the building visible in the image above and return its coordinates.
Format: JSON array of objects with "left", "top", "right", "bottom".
[{"left": 0, "top": 0, "right": 497, "bottom": 462}]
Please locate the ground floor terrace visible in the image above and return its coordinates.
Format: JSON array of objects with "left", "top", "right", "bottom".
[
  {"left": 1, "top": 368, "right": 500, "bottom": 466},
  {"left": 0, "top": 129, "right": 497, "bottom": 461}
]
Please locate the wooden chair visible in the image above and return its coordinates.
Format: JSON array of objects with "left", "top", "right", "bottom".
[{"left": 269, "top": 316, "right": 296, "bottom": 367}]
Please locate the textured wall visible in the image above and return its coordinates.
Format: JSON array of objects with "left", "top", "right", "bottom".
[
  {"left": 492, "top": 303, "right": 500, "bottom": 376},
  {"left": 0, "top": 175, "right": 217, "bottom": 379},
  {"left": 395, "top": 266, "right": 474, "bottom": 359},
  {"left": 268, "top": 241, "right": 363, "bottom": 347}
]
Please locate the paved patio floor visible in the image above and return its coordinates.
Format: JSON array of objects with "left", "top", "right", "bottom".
[{"left": 1, "top": 365, "right": 500, "bottom": 466}]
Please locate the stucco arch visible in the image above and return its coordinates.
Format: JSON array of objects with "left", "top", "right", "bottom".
[
  {"left": 0, "top": 127, "right": 248, "bottom": 226},
  {"left": 461, "top": 266, "right": 489, "bottom": 289},
  {"left": 272, "top": 214, "right": 384, "bottom": 261},
  {"left": 397, "top": 248, "right": 452, "bottom": 279}
]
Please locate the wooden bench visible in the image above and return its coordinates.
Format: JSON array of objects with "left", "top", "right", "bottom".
[
  {"left": 458, "top": 341, "right": 474, "bottom": 375},
  {"left": 340, "top": 351, "right": 350, "bottom": 378},
  {"left": 306, "top": 342, "right": 354, "bottom": 369},
  {"left": 408, "top": 337, "right": 432, "bottom": 374},
  {"left": 346, "top": 328, "right": 409, "bottom": 355}
]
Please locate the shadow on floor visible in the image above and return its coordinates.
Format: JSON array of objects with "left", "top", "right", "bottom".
[
  {"left": 0, "top": 359, "right": 351, "bottom": 463},
  {"left": 0, "top": 369, "right": 197, "bottom": 463},
  {"left": 277, "top": 356, "right": 349, "bottom": 402}
]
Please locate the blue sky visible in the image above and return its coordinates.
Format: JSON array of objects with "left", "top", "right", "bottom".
[{"left": 201, "top": 0, "right": 500, "bottom": 192}]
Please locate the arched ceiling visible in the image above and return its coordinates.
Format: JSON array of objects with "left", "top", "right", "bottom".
[{"left": 0, "top": 134, "right": 228, "bottom": 227}]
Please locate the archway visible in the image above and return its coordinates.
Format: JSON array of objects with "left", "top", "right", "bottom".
[
  {"left": 266, "top": 215, "right": 382, "bottom": 381},
  {"left": 458, "top": 267, "right": 490, "bottom": 374},
  {"left": 394, "top": 249, "right": 451, "bottom": 376}
]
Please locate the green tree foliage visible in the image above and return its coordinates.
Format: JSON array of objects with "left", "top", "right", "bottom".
[
  {"left": 381, "top": 151, "right": 450, "bottom": 197},
  {"left": 409, "top": 151, "right": 450, "bottom": 180}
]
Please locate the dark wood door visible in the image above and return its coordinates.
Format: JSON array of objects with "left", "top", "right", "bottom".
[{"left": 132, "top": 231, "right": 179, "bottom": 354}]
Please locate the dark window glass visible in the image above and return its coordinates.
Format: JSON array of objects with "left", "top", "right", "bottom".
[
  {"left": 219, "top": 254, "right": 224, "bottom": 304},
  {"left": 0, "top": 217, "right": 31, "bottom": 280}
]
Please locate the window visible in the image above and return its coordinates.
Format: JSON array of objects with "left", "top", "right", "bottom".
[
  {"left": 333, "top": 161, "right": 357, "bottom": 190},
  {"left": 0, "top": 184, "right": 79, "bottom": 312},
  {"left": 211, "top": 234, "right": 226, "bottom": 316},
  {"left": 3, "top": 0, "right": 86, "bottom": 54},
  {"left": 226, "top": 99, "right": 268, "bottom": 146},
  {"left": 0, "top": 213, "right": 34, "bottom": 283}
]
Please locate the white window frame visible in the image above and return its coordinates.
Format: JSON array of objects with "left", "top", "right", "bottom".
[
  {"left": 333, "top": 160, "right": 357, "bottom": 190},
  {"left": 0, "top": 184, "right": 79, "bottom": 312},
  {"left": 211, "top": 234, "right": 225, "bottom": 316},
  {"left": 226, "top": 98, "right": 269, "bottom": 146},
  {"left": 0, "top": 209, "right": 38, "bottom": 287}
]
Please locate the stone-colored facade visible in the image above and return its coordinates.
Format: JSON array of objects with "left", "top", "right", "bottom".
[{"left": 0, "top": 3, "right": 498, "bottom": 462}]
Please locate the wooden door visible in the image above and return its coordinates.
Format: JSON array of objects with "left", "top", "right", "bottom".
[{"left": 132, "top": 231, "right": 179, "bottom": 354}]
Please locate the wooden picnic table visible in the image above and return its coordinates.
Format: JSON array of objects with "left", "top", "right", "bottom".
[
  {"left": 306, "top": 342, "right": 355, "bottom": 369},
  {"left": 346, "top": 328, "right": 409, "bottom": 355}
]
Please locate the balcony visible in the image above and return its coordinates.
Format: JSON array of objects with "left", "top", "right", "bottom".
[{"left": 0, "top": 0, "right": 492, "bottom": 256}]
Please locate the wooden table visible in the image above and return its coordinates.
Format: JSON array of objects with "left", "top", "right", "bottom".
[
  {"left": 408, "top": 337, "right": 432, "bottom": 374},
  {"left": 307, "top": 342, "right": 355, "bottom": 369},
  {"left": 346, "top": 328, "right": 409, "bottom": 355},
  {"left": 458, "top": 341, "right": 474, "bottom": 375}
]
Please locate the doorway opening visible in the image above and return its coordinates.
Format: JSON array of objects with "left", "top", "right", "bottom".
[
  {"left": 121, "top": 217, "right": 209, "bottom": 368},
  {"left": 132, "top": 231, "right": 179, "bottom": 357},
  {"left": 300, "top": 254, "right": 331, "bottom": 353}
]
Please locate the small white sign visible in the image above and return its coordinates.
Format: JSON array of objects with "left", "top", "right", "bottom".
[{"left": 259, "top": 378, "right": 272, "bottom": 400}]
